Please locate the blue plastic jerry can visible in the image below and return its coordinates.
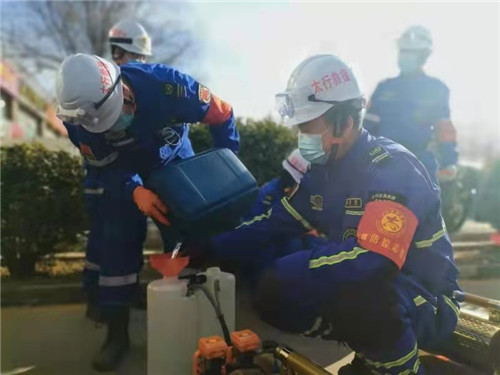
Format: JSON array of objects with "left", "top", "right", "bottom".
[{"left": 146, "top": 148, "right": 258, "bottom": 240}]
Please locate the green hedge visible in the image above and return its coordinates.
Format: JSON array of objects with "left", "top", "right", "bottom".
[
  {"left": 0, "top": 120, "right": 295, "bottom": 277},
  {"left": 1, "top": 143, "right": 86, "bottom": 277},
  {"left": 190, "top": 117, "right": 297, "bottom": 184}
]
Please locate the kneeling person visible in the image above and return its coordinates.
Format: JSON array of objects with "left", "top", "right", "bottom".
[{"left": 212, "top": 54, "right": 460, "bottom": 375}]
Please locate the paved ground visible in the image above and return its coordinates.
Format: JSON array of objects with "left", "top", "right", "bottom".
[
  {"left": 1, "top": 290, "right": 352, "bottom": 375},
  {"left": 3, "top": 277, "right": 499, "bottom": 375}
]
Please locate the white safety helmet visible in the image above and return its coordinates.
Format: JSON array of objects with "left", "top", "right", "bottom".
[
  {"left": 275, "top": 55, "right": 364, "bottom": 127},
  {"left": 56, "top": 54, "right": 123, "bottom": 133},
  {"left": 282, "top": 149, "right": 310, "bottom": 184},
  {"left": 109, "top": 19, "right": 152, "bottom": 56},
  {"left": 398, "top": 25, "right": 433, "bottom": 51}
]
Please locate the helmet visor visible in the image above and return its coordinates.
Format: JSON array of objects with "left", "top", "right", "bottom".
[
  {"left": 275, "top": 93, "right": 295, "bottom": 119},
  {"left": 57, "top": 102, "right": 99, "bottom": 128}
]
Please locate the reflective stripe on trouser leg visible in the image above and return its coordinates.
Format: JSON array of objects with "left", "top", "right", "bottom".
[
  {"left": 355, "top": 327, "right": 422, "bottom": 375},
  {"left": 99, "top": 273, "right": 140, "bottom": 307},
  {"left": 96, "top": 196, "right": 147, "bottom": 307}
]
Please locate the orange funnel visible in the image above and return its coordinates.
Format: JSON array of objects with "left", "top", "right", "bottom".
[{"left": 149, "top": 253, "right": 189, "bottom": 277}]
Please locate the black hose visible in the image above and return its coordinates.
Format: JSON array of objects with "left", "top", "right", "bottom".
[{"left": 188, "top": 283, "right": 232, "bottom": 346}]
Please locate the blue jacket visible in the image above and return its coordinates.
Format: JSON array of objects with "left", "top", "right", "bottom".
[
  {"left": 212, "top": 129, "right": 459, "bottom": 304},
  {"left": 364, "top": 73, "right": 458, "bottom": 175},
  {"left": 64, "top": 62, "right": 239, "bottom": 200}
]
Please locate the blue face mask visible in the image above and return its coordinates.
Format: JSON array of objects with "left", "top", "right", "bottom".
[
  {"left": 298, "top": 130, "right": 330, "bottom": 165},
  {"left": 398, "top": 51, "right": 426, "bottom": 74},
  {"left": 109, "top": 112, "right": 134, "bottom": 132}
]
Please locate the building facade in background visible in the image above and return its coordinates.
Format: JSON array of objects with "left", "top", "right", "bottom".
[{"left": 0, "top": 61, "right": 76, "bottom": 153}]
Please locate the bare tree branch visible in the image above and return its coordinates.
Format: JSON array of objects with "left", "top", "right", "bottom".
[{"left": 0, "top": 0, "right": 200, "bottom": 85}]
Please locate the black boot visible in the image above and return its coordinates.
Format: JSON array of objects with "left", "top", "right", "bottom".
[
  {"left": 338, "top": 355, "right": 373, "bottom": 375},
  {"left": 91, "top": 306, "right": 130, "bottom": 372}
]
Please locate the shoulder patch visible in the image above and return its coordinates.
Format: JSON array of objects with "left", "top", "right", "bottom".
[
  {"left": 165, "top": 83, "right": 187, "bottom": 97},
  {"left": 372, "top": 152, "right": 391, "bottom": 164},
  {"left": 165, "top": 83, "right": 174, "bottom": 95},
  {"left": 369, "top": 191, "right": 407, "bottom": 205},
  {"left": 368, "top": 144, "right": 391, "bottom": 164},
  {"left": 310, "top": 195, "right": 324, "bottom": 211},
  {"left": 198, "top": 85, "right": 211, "bottom": 104},
  {"left": 345, "top": 197, "right": 363, "bottom": 209},
  {"left": 369, "top": 146, "right": 382, "bottom": 156},
  {"left": 342, "top": 227, "right": 357, "bottom": 241}
]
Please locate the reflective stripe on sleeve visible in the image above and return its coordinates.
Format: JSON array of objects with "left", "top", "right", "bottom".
[
  {"left": 237, "top": 209, "right": 273, "bottom": 228},
  {"left": 281, "top": 197, "right": 313, "bottom": 230},
  {"left": 414, "top": 229, "right": 445, "bottom": 248},
  {"left": 309, "top": 247, "right": 369, "bottom": 269}
]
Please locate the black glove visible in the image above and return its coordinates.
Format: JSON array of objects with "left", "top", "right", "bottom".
[
  {"left": 179, "top": 239, "right": 213, "bottom": 269},
  {"left": 320, "top": 273, "right": 403, "bottom": 352}
]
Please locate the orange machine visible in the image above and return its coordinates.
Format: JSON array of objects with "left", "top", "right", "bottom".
[{"left": 193, "top": 330, "right": 261, "bottom": 375}]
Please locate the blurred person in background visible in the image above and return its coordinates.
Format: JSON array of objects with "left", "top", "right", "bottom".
[
  {"left": 364, "top": 25, "right": 458, "bottom": 184},
  {"left": 108, "top": 19, "right": 151, "bottom": 65}
]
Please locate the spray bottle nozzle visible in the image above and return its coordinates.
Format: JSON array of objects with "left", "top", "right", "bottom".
[{"left": 179, "top": 273, "right": 207, "bottom": 287}]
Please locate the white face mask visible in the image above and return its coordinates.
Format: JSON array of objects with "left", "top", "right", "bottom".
[{"left": 298, "top": 129, "right": 330, "bottom": 165}]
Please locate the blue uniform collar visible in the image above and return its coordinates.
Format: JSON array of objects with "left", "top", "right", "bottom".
[
  {"left": 398, "top": 70, "right": 426, "bottom": 80},
  {"left": 309, "top": 128, "right": 373, "bottom": 175},
  {"left": 338, "top": 128, "right": 373, "bottom": 166}
]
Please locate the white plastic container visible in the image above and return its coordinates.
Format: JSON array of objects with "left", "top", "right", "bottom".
[{"left": 147, "top": 268, "right": 235, "bottom": 375}]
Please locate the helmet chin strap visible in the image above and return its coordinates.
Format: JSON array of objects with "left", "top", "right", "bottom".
[
  {"left": 325, "top": 143, "right": 340, "bottom": 166},
  {"left": 325, "top": 119, "right": 345, "bottom": 165}
]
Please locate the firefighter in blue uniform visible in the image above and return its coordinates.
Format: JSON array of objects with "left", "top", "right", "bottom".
[
  {"left": 80, "top": 21, "right": 164, "bottom": 329},
  {"left": 56, "top": 53, "right": 239, "bottom": 371},
  {"left": 210, "top": 55, "right": 460, "bottom": 374},
  {"left": 364, "top": 26, "right": 458, "bottom": 182}
]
